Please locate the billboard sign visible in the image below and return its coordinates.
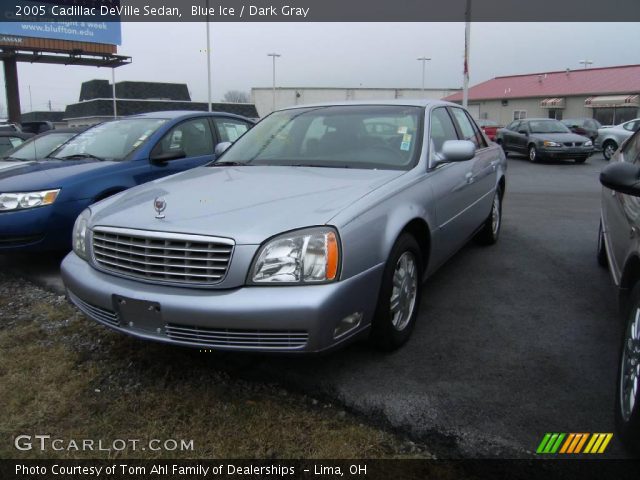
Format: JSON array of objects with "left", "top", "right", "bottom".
[{"left": 0, "top": 1, "right": 121, "bottom": 45}]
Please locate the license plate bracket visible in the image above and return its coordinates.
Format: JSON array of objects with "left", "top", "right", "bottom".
[{"left": 113, "top": 295, "right": 163, "bottom": 333}]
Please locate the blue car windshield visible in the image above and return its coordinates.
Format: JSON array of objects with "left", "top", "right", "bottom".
[
  {"left": 215, "top": 105, "right": 423, "bottom": 170},
  {"left": 52, "top": 118, "right": 167, "bottom": 161},
  {"left": 3, "top": 132, "right": 75, "bottom": 161}
]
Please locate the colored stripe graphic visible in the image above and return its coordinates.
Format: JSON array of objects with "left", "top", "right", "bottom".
[{"left": 537, "top": 433, "right": 613, "bottom": 454}]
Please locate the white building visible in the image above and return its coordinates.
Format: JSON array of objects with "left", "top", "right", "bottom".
[{"left": 252, "top": 87, "right": 461, "bottom": 117}]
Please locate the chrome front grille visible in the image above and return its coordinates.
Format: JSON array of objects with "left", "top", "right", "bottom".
[
  {"left": 165, "top": 324, "right": 309, "bottom": 350},
  {"left": 92, "top": 227, "right": 234, "bottom": 286},
  {"left": 68, "top": 291, "right": 120, "bottom": 327},
  {"left": 563, "top": 142, "right": 583, "bottom": 147}
]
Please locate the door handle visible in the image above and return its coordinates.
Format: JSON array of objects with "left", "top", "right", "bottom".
[
  {"left": 631, "top": 227, "right": 638, "bottom": 239},
  {"left": 465, "top": 172, "right": 474, "bottom": 184}
]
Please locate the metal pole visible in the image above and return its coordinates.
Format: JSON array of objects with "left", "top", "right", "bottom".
[
  {"left": 462, "top": 0, "right": 471, "bottom": 108},
  {"left": 28, "top": 85, "right": 32, "bottom": 112},
  {"left": 417, "top": 57, "right": 431, "bottom": 93},
  {"left": 3, "top": 57, "right": 21, "bottom": 124},
  {"left": 111, "top": 67, "right": 117, "bottom": 118},
  {"left": 267, "top": 53, "right": 281, "bottom": 112},
  {"left": 206, "top": 0, "right": 212, "bottom": 112}
]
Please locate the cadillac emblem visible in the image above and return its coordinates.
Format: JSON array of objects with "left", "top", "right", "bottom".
[{"left": 154, "top": 197, "right": 167, "bottom": 219}]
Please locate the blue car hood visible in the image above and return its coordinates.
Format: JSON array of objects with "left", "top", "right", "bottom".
[{"left": 0, "top": 159, "right": 114, "bottom": 192}]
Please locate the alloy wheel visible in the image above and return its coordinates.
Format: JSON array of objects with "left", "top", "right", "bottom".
[
  {"left": 620, "top": 307, "right": 640, "bottom": 422},
  {"left": 390, "top": 252, "right": 418, "bottom": 332}
]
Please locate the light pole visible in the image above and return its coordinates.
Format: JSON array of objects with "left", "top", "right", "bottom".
[
  {"left": 463, "top": 0, "right": 471, "bottom": 108},
  {"left": 205, "top": 0, "right": 212, "bottom": 111},
  {"left": 267, "top": 52, "right": 281, "bottom": 112},
  {"left": 579, "top": 59, "right": 593, "bottom": 69},
  {"left": 417, "top": 57, "right": 431, "bottom": 93}
]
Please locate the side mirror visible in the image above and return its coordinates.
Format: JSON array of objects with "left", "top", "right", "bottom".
[
  {"left": 439, "top": 140, "right": 476, "bottom": 163},
  {"left": 600, "top": 162, "right": 640, "bottom": 197},
  {"left": 214, "top": 142, "right": 232, "bottom": 156},
  {"left": 151, "top": 149, "right": 186, "bottom": 164},
  {"left": 518, "top": 130, "right": 528, "bottom": 136}
]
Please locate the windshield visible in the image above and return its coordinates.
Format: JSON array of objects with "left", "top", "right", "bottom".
[
  {"left": 52, "top": 118, "right": 167, "bottom": 161},
  {"left": 528, "top": 120, "right": 571, "bottom": 134},
  {"left": 3, "top": 132, "right": 75, "bottom": 161},
  {"left": 215, "top": 105, "right": 423, "bottom": 170}
]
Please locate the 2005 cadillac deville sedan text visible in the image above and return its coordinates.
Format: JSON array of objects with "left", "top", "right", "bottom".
[{"left": 61, "top": 101, "right": 507, "bottom": 353}]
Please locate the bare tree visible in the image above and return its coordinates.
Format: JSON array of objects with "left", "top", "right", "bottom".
[{"left": 223, "top": 90, "right": 250, "bottom": 103}]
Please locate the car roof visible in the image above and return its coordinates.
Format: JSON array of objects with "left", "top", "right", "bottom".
[
  {"left": 129, "top": 110, "right": 253, "bottom": 122},
  {"left": 275, "top": 99, "right": 461, "bottom": 111}
]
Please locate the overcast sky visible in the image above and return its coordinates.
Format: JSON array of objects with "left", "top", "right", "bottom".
[{"left": 1, "top": 22, "right": 639, "bottom": 113}]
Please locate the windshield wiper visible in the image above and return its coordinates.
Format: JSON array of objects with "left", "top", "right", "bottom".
[
  {"left": 288, "top": 163, "right": 351, "bottom": 169},
  {"left": 210, "top": 161, "right": 251, "bottom": 167},
  {"left": 59, "top": 153, "right": 106, "bottom": 161}
]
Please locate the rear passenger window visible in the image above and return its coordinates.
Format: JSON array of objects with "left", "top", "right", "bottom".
[
  {"left": 450, "top": 108, "right": 483, "bottom": 148},
  {"left": 214, "top": 118, "right": 251, "bottom": 143},
  {"left": 430, "top": 108, "right": 459, "bottom": 160}
]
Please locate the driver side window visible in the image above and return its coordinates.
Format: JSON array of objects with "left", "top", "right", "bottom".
[
  {"left": 429, "top": 107, "right": 459, "bottom": 161},
  {"left": 154, "top": 118, "right": 214, "bottom": 158}
]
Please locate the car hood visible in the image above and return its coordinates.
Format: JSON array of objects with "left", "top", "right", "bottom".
[
  {"left": 0, "top": 158, "right": 115, "bottom": 192},
  {"left": 0, "top": 160, "right": 31, "bottom": 172},
  {"left": 90, "top": 165, "right": 405, "bottom": 244},
  {"left": 530, "top": 132, "right": 590, "bottom": 143}
]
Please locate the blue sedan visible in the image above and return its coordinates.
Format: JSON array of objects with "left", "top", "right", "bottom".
[{"left": 0, "top": 111, "right": 253, "bottom": 252}]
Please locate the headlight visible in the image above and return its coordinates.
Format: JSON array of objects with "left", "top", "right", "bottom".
[
  {"left": 72, "top": 209, "right": 91, "bottom": 260},
  {"left": 543, "top": 141, "right": 562, "bottom": 147},
  {"left": 0, "top": 189, "right": 60, "bottom": 211},
  {"left": 584, "top": 140, "right": 593, "bottom": 147},
  {"left": 250, "top": 227, "right": 340, "bottom": 284}
]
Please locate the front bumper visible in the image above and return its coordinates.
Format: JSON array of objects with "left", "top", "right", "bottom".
[
  {"left": 0, "top": 201, "right": 86, "bottom": 252},
  {"left": 61, "top": 252, "right": 384, "bottom": 353},
  {"left": 537, "top": 146, "right": 594, "bottom": 159}
]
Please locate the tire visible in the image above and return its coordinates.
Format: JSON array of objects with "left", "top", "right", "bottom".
[
  {"left": 370, "top": 233, "right": 422, "bottom": 351},
  {"left": 603, "top": 140, "right": 618, "bottom": 161},
  {"left": 574, "top": 157, "right": 587, "bottom": 164},
  {"left": 597, "top": 220, "right": 608, "bottom": 268},
  {"left": 475, "top": 187, "right": 503, "bottom": 245},
  {"left": 528, "top": 144, "right": 538, "bottom": 163},
  {"left": 615, "top": 282, "right": 640, "bottom": 454}
]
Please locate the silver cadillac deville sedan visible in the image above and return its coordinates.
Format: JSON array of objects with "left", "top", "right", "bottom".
[{"left": 61, "top": 101, "right": 507, "bottom": 353}]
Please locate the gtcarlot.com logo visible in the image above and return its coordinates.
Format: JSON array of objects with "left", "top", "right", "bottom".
[
  {"left": 14, "top": 435, "right": 194, "bottom": 452},
  {"left": 536, "top": 433, "right": 613, "bottom": 454}
]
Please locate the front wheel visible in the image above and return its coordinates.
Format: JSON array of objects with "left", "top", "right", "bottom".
[
  {"left": 528, "top": 145, "right": 538, "bottom": 163},
  {"left": 616, "top": 283, "right": 640, "bottom": 454},
  {"left": 370, "top": 233, "right": 422, "bottom": 351},
  {"left": 475, "top": 187, "right": 503, "bottom": 245},
  {"left": 603, "top": 140, "right": 618, "bottom": 161}
]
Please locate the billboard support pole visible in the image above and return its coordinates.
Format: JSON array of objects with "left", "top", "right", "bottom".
[
  {"left": 111, "top": 68, "right": 117, "bottom": 118},
  {"left": 206, "top": 0, "right": 212, "bottom": 112},
  {"left": 462, "top": 0, "right": 471, "bottom": 108},
  {"left": 3, "top": 57, "right": 21, "bottom": 123}
]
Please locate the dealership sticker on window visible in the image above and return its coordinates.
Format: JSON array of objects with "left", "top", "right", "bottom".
[
  {"left": 397, "top": 126, "right": 408, "bottom": 134},
  {"left": 400, "top": 134, "right": 412, "bottom": 151}
]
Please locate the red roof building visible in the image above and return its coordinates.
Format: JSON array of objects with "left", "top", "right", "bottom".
[{"left": 444, "top": 64, "right": 640, "bottom": 126}]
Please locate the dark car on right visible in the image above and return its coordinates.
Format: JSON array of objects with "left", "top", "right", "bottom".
[
  {"left": 561, "top": 118, "right": 601, "bottom": 142},
  {"left": 495, "top": 118, "right": 594, "bottom": 163}
]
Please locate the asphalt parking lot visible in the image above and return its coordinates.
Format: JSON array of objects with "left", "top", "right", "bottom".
[{"left": 0, "top": 152, "right": 630, "bottom": 457}]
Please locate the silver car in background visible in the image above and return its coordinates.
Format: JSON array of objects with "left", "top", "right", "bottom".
[
  {"left": 596, "top": 118, "right": 640, "bottom": 160},
  {"left": 61, "top": 101, "right": 507, "bottom": 353}
]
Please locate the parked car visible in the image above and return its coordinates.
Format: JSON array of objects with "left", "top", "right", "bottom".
[
  {"left": 597, "top": 128, "right": 640, "bottom": 454},
  {"left": 0, "top": 132, "right": 33, "bottom": 156},
  {"left": 1, "top": 128, "right": 85, "bottom": 166},
  {"left": 61, "top": 100, "right": 507, "bottom": 354},
  {"left": 495, "top": 118, "right": 593, "bottom": 163},
  {"left": 20, "top": 120, "right": 54, "bottom": 135},
  {"left": 596, "top": 118, "right": 640, "bottom": 160},
  {"left": 0, "top": 122, "right": 22, "bottom": 132},
  {"left": 561, "top": 118, "right": 601, "bottom": 142},
  {"left": 476, "top": 119, "right": 501, "bottom": 142},
  {"left": 0, "top": 111, "right": 253, "bottom": 252}
]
